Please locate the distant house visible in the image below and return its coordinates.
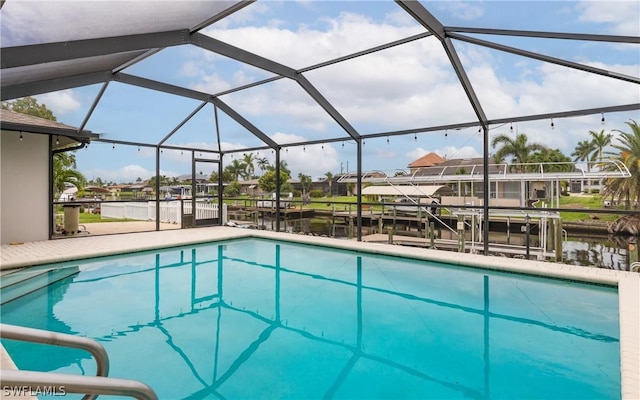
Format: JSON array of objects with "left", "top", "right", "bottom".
[{"left": 408, "top": 152, "right": 445, "bottom": 173}]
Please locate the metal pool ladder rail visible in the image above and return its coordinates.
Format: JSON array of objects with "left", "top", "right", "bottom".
[{"left": 0, "top": 323, "right": 158, "bottom": 400}]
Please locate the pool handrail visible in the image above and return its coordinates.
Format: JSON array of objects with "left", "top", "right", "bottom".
[
  {"left": 0, "top": 369, "right": 158, "bottom": 400},
  {"left": 0, "top": 323, "right": 157, "bottom": 400}
]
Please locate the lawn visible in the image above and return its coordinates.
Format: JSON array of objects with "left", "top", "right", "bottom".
[
  {"left": 77, "top": 213, "right": 136, "bottom": 223},
  {"left": 558, "top": 194, "right": 620, "bottom": 222}
]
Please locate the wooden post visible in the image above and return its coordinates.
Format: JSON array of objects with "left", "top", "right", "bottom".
[
  {"left": 457, "top": 221, "right": 465, "bottom": 253},
  {"left": 417, "top": 207, "right": 422, "bottom": 238},
  {"left": 555, "top": 218, "right": 563, "bottom": 262},
  {"left": 392, "top": 206, "right": 397, "bottom": 233},
  {"left": 629, "top": 240, "right": 638, "bottom": 266},
  {"left": 506, "top": 217, "right": 511, "bottom": 245},
  {"left": 348, "top": 217, "right": 354, "bottom": 239},
  {"left": 429, "top": 221, "right": 435, "bottom": 249},
  {"left": 378, "top": 216, "right": 383, "bottom": 234},
  {"left": 387, "top": 227, "right": 393, "bottom": 244}
]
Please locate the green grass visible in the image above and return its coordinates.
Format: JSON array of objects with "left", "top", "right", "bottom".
[
  {"left": 77, "top": 213, "right": 137, "bottom": 223},
  {"left": 558, "top": 194, "right": 620, "bottom": 222}
]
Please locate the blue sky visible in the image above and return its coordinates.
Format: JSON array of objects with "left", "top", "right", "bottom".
[{"left": 16, "top": 0, "right": 639, "bottom": 183}]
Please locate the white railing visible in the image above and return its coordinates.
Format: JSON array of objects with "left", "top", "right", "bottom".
[{"left": 101, "top": 201, "right": 227, "bottom": 224}]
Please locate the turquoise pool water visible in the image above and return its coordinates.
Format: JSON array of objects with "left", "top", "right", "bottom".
[{"left": 1, "top": 238, "right": 620, "bottom": 399}]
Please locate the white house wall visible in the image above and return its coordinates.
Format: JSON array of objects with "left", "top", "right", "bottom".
[{"left": 1, "top": 130, "right": 49, "bottom": 244}]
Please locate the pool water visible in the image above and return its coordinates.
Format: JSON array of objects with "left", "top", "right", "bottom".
[{"left": 1, "top": 238, "right": 620, "bottom": 399}]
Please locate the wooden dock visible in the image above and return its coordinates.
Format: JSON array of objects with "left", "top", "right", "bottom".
[{"left": 361, "top": 233, "right": 553, "bottom": 260}]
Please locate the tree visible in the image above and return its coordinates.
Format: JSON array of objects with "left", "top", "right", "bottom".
[
  {"left": 2, "top": 97, "right": 57, "bottom": 121},
  {"left": 257, "top": 157, "right": 270, "bottom": 176},
  {"left": 298, "top": 173, "right": 312, "bottom": 196},
  {"left": 324, "top": 171, "right": 333, "bottom": 197},
  {"left": 589, "top": 129, "right": 612, "bottom": 162},
  {"left": 53, "top": 152, "right": 85, "bottom": 196},
  {"left": 266, "top": 160, "right": 291, "bottom": 176},
  {"left": 529, "top": 148, "right": 572, "bottom": 172},
  {"left": 242, "top": 153, "right": 256, "bottom": 180},
  {"left": 491, "top": 133, "right": 547, "bottom": 171},
  {"left": 225, "top": 159, "right": 246, "bottom": 182},
  {"left": 602, "top": 120, "right": 640, "bottom": 209},
  {"left": 148, "top": 175, "right": 170, "bottom": 188},
  {"left": 3, "top": 97, "right": 86, "bottom": 196},
  {"left": 571, "top": 140, "right": 597, "bottom": 171},
  {"left": 259, "top": 170, "right": 292, "bottom": 193}
]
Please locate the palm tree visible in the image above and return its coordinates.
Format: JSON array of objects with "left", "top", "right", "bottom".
[
  {"left": 602, "top": 120, "right": 640, "bottom": 209},
  {"left": 324, "top": 171, "right": 333, "bottom": 197},
  {"left": 589, "top": 129, "right": 612, "bottom": 162},
  {"left": 226, "top": 159, "right": 246, "bottom": 182},
  {"left": 53, "top": 152, "right": 85, "bottom": 196},
  {"left": 257, "top": 157, "right": 270, "bottom": 176},
  {"left": 298, "top": 173, "right": 312, "bottom": 195},
  {"left": 242, "top": 153, "right": 256, "bottom": 180},
  {"left": 491, "top": 133, "right": 546, "bottom": 171},
  {"left": 266, "top": 160, "right": 291, "bottom": 176},
  {"left": 571, "top": 140, "right": 597, "bottom": 171}
]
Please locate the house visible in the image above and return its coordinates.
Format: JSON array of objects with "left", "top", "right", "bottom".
[
  {"left": 398, "top": 156, "right": 554, "bottom": 208},
  {"left": 408, "top": 152, "right": 445, "bottom": 173},
  {"left": 0, "top": 109, "right": 96, "bottom": 244}
]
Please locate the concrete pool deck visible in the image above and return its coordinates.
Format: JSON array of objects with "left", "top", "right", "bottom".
[{"left": 1, "top": 226, "right": 638, "bottom": 399}]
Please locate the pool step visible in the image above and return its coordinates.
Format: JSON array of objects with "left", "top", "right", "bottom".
[{"left": 0, "top": 267, "right": 79, "bottom": 305}]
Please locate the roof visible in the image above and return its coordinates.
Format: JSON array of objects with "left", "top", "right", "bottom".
[
  {"left": 414, "top": 157, "right": 500, "bottom": 177},
  {"left": 1, "top": 1, "right": 637, "bottom": 155},
  {"left": 362, "top": 185, "right": 454, "bottom": 197},
  {"left": 0, "top": 109, "right": 97, "bottom": 150},
  {"left": 84, "top": 186, "right": 111, "bottom": 194},
  {"left": 408, "top": 152, "right": 445, "bottom": 168}
]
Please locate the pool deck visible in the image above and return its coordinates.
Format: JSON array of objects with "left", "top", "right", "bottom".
[{"left": 1, "top": 226, "right": 638, "bottom": 399}]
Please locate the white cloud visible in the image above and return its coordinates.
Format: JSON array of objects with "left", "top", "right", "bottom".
[
  {"left": 83, "top": 165, "right": 180, "bottom": 184},
  {"left": 372, "top": 148, "right": 397, "bottom": 159},
  {"left": 438, "top": 1, "right": 485, "bottom": 20},
  {"left": 35, "top": 90, "right": 81, "bottom": 116},
  {"left": 438, "top": 145, "right": 481, "bottom": 160},
  {"left": 404, "top": 146, "right": 479, "bottom": 163},
  {"left": 405, "top": 147, "right": 429, "bottom": 161},
  {"left": 271, "top": 132, "right": 339, "bottom": 177},
  {"left": 578, "top": 1, "right": 640, "bottom": 35}
]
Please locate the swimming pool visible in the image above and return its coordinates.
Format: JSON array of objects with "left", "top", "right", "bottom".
[{"left": 1, "top": 237, "right": 621, "bottom": 399}]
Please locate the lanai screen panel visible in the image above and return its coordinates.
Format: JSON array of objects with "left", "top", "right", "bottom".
[
  {"left": 1, "top": 1, "right": 241, "bottom": 46},
  {"left": 1, "top": 52, "right": 148, "bottom": 88}
]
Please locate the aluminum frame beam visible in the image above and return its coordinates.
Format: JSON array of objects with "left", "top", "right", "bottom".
[
  {"left": 450, "top": 33, "right": 640, "bottom": 85},
  {"left": 211, "top": 97, "right": 279, "bottom": 149},
  {"left": 445, "top": 26, "right": 640, "bottom": 44},
  {"left": 191, "top": 33, "right": 297, "bottom": 79},
  {"left": 1, "top": 71, "right": 112, "bottom": 101},
  {"left": 296, "top": 74, "right": 361, "bottom": 141},
  {"left": 1, "top": 30, "right": 190, "bottom": 69},
  {"left": 115, "top": 73, "right": 211, "bottom": 102}
]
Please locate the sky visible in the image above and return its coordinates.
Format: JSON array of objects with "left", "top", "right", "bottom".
[{"left": 4, "top": 0, "right": 639, "bottom": 183}]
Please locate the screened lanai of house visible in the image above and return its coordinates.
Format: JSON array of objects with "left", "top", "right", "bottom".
[{"left": 1, "top": 0, "right": 639, "bottom": 252}]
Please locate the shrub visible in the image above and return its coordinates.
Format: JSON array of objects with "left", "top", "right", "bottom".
[
  {"left": 309, "top": 189, "right": 324, "bottom": 198},
  {"left": 224, "top": 181, "right": 241, "bottom": 197}
]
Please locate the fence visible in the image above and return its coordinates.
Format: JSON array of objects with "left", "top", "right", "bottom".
[{"left": 101, "top": 201, "right": 227, "bottom": 225}]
